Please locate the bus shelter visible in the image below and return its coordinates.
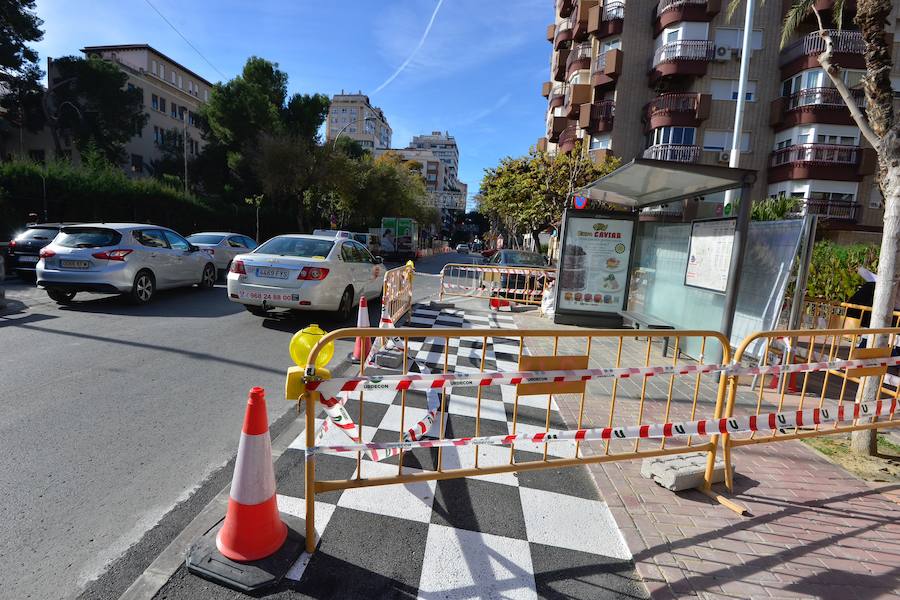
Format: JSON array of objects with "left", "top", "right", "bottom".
[{"left": 558, "top": 159, "right": 814, "bottom": 361}]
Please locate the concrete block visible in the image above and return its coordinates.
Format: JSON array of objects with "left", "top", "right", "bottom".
[{"left": 640, "top": 454, "right": 726, "bottom": 492}]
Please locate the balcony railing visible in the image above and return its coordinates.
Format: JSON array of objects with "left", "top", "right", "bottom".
[
  {"left": 770, "top": 143, "right": 861, "bottom": 167},
  {"left": 594, "top": 100, "right": 616, "bottom": 120},
  {"left": 643, "top": 144, "right": 701, "bottom": 162},
  {"left": 558, "top": 0, "right": 576, "bottom": 17},
  {"left": 645, "top": 93, "right": 700, "bottom": 119},
  {"left": 779, "top": 30, "right": 864, "bottom": 66},
  {"left": 603, "top": 1, "right": 626, "bottom": 20},
  {"left": 557, "top": 15, "right": 575, "bottom": 34},
  {"left": 550, "top": 82, "right": 569, "bottom": 103},
  {"left": 656, "top": 0, "right": 706, "bottom": 16},
  {"left": 593, "top": 51, "right": 608, "bottom": 73},
  {"left": 652, "top": 40, "right": 715, "bottom": 67},
  {"left": 559, "top": 125, "right": 579, "bottom": 150},
  {"left": 785, "top": 87, "right": 865, "bottom": 110},
  {"left": 570, "top": 41, "right": 592, "bottom": 61},
  {"left": 803, "top": 198, "right": 860, "bottom": 221}
]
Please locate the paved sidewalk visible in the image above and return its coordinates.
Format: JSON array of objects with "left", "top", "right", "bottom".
[{"left": 516, "top": 310, "right": 900, "bottom": 600}]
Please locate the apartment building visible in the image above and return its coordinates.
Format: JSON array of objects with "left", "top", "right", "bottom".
[
  {"left": 325, "top": 92, "right": 392, "bottom": 150},
  {"left": 409, "top": 131, "right": 468, "bottom": 212},
  {"left": 539, "top": 0, "right": 898, "bottom": 240},
  {"left": 375, "top": 145, "right": 467, "bottom": 212}
]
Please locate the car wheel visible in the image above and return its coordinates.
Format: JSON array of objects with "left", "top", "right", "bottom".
[
  {"left": 199, "top": 263, "right": 216, "bottom": 289},
  {"left": 47, "top": 289, "right": 76, "bottom": 304},
  {"left": 245, "top": 305, "right": 269, "bottom": 317},
  {"left": 336, "top": 287, "right": 353, "bottom": 321},
  {"left": 130, "top": 270, "right": 155, "bottom": 305}
]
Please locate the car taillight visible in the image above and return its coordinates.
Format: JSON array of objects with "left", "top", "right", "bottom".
[
  {"left": 39, "top": 248, "right": 55, "bottom": 258},
  {"left": 230, "top": 260, "right": 246, "bottom": 274},
  {"left": 9, "top": 240, "right": 15, "bottom": 248},
  {"left": 92, "top": 249, "right": 133, "bottom": 261},
  {"left": 298, "top": 267, "right": 329, "bottom": 280}
]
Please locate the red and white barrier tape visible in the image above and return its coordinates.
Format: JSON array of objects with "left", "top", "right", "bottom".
[
  {"left": 305, "top": 355, "right": 900, "bottom": 398},
  {"left": 442, "top": 283, "right": 544, "bottom": 296},
  {"left": 309, "top": 398, "right": 898, "bottom": 456}
]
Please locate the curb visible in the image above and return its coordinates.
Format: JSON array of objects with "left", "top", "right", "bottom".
[{"left": 118, "top": 414, "right": 305, "bottom": 600}]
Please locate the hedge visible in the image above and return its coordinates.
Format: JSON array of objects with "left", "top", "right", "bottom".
[
  {"left": 806, "top": 240, "right": 879, "bottom": 303},
  {"left": 0, "top": 159, "right": 255, "bottom": 240}
]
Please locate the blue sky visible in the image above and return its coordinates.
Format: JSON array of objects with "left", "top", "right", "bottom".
[{"left": 32, "top": 0, "right": 552, "bottom": 210}]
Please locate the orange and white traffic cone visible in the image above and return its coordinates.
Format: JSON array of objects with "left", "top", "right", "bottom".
[
  {"left": 490, "top": 297, "right": 512, "bottom": 312},
  {"left": 349, "top": 295, "right": 372, "bottom": 364},
  {"left": 216, "top": 387, "right": 287, "bottom": 562}
]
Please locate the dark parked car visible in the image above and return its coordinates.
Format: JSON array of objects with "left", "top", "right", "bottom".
[
  {"left": 487, "top": 250, "right": 550, "bottom": 301},
  {"left": 8, "top": 223, "right": 75, "bottom": 281}
]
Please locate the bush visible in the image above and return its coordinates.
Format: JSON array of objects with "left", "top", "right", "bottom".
[
  {"left": 806, "top": 241, "right": 879, "bottom": 302},
  {"left": 0, "top": 158, "right": 223, "bottom": 240}
]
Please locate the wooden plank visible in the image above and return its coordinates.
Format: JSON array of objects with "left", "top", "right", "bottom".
[{"left": 517, "top": 355, "right": 589, "bottom": 396}]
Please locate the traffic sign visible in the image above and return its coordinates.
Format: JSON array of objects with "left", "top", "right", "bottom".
[{"left": 572, "top": 195, "right": 588, "bottom": 210}]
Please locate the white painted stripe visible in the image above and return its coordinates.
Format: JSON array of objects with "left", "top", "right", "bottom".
[{"left": 230, "top": 431, "right": 276, "bottom": 505}]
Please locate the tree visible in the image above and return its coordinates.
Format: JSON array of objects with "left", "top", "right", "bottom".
[
  {"left": 778, "top": 0, "right": 897, "bottom": 455},
  {"left": 0, "top": 0, "right": 45, "bottom": 146},
  {"left": 479, "top": 140, "right": 619, "bottom": 246},
  {"left": 46, "top": 56, "right": 147, "bottom": 163},
  {"left": 245, "top": 193, "right": 264, "bottom": 242}
]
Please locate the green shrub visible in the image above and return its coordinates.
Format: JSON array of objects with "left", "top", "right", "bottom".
[{"left": 806, "top": 241, "right": 879, "bottom": 302}]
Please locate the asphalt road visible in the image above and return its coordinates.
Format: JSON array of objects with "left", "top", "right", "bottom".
[{"left": 0, "top": 252, "right": 479, "bottom": 600}]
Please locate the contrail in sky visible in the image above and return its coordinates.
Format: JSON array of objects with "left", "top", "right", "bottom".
[{"left": 373, "top": 0, "right": 445, "bottom": 94}]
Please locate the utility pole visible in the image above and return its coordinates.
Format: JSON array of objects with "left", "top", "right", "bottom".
[{"left": 723, "top": 0, "right": 755, "bottom": 216}]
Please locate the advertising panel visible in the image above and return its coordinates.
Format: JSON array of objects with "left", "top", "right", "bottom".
[
  {"left": 684, "top": 218, "right": 736, "bottom": 293},
  {"left": 554, "top": 210, "right": 636, "bottom": 326}
]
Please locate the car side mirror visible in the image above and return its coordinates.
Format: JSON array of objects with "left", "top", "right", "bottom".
[
  {"left": 374, "top": 256, "right": 384, "bottom": 264},
  {"left": 188, "top": 244, "right": 198, "bottom": 252}
]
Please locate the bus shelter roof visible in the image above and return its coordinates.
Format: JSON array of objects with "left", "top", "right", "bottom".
[{"left": 575, "top": 159, "right": 757, "bottom": 209}]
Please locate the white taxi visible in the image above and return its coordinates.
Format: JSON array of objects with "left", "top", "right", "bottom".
[{"left": 226, "top": 234, "right": 384, "bottom": 319}]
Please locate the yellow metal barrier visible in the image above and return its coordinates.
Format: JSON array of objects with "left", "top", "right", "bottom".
[
  {"left": 438, "top": 263, "right": 555, "bottom": 306},
  {"left": 381, "top": 261, "right": 414, "bottom": 325},
  {"left": 723, "top": 327, "right": 900, "bottom": 493},
  {"left": 295, "top": 327, "right": 732, "bottom": 553}
]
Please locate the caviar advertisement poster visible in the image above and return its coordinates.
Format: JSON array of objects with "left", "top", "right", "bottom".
[{"left": 558, "top": 216, "right": 634, "bottom": 314}]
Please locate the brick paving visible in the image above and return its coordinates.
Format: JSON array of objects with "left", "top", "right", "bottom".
[{"left": 514, "top": 309, "right": 900, "bottom": 600}]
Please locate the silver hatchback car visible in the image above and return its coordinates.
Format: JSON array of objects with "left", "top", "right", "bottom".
[{"left": 36, "top": 223, "right": 217, "bottom": 304}]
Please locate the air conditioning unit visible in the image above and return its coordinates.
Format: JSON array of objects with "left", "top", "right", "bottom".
[
  {"left": 718, "top": 151, "right": 730, "bottom": 163},
  {"left": 714, "top": 45, "right": 732, "bottom": 62}
]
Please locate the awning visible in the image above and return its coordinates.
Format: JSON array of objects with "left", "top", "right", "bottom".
[{"left": 575, "top": 159, "right": 757, "bottom": 209}]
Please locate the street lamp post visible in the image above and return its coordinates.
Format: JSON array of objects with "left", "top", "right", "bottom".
[
  {"left": 38, "top": 170, "right": 47, "bottom": 222},
  {"left": 332, "top": 117, "right": 376, "bottom": 150}
]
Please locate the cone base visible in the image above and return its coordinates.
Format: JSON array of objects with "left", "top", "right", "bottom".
[
  {"left": 216, "top": 496, "right": 288, "bottom": 562},
  {"left": 186, "top": 512, "right": 305, "bottom": 593}
]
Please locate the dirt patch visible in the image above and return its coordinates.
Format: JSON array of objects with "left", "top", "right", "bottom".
[{"left": 803, "top": 433, "right": 900, "bottom": 483}]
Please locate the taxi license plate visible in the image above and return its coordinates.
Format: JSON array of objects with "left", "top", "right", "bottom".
[
  {"left": 60, "top": 260, "right": 90, "bottom": 269},
  {"left": 256, "top": 267, "right": 288, "bottom": 279}
]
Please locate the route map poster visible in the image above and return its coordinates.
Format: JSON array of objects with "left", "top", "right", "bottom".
[
  {"left": 684, "top": 218, "right": 736, "bottom": 293},
  {"left": 557, "top": 215, "right": 634, "bottom": 314}
]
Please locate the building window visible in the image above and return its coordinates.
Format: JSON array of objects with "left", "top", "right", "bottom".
[
  {"left": 151, "top": 60, "right": 158, "bottom": 75},
  {"left": 178, "top": 106, "right": 185, "bottom": 121},
  {"left": 204, "top": 89, "right": 208, "bottom": 101},
  {"left": 160, "top": 97, "right": 166, "bottom": 113},
  {"left": 816, "top": 134, "right": 856, "bottom": 145},
  {"left": 154, "top": 126, "right": 161, "bottom": 144},
  {"left": 152, "top": 94, "right": 159, "bottom": 110},
  {"left": 131, "top": 154, "right": 143, "bottom": 174},
  {"left": 711, "top": 79, "right": 756, "bottom": 101},
  {"left": 590, "top": 134, "right": 612, "bottom": 150},
  {"left": 170, "top": 70, "right": 176, "bottom": 84},
  {"left": 178, "top": 75, "right": 183, "bottom": 88},
  {"left": 649, "top": 126, "right": 696, "bottom": 146},
  {"left": 159, "top": 64, "right": 164, "bottom": 79},
  {"left": 713, "top": 28, "right": 764, "bottom": 51},
  {"left": 171, "top": 104, "right": 177, "bottom": 119},
  {"left": 702, "top": 130, "right": 750, "bottom": 152}
]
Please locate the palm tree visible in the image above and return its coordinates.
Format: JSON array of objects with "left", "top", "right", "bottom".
[{"left": 772, "top": 0, "right": 897, "bottom": 455}]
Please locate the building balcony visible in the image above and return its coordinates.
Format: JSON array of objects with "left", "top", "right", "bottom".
[
  {"left": 536, "top": 137, "right": 549, "bottom": 152},
  {"left": 559, "top": 124, "right": 579, "bottom": 153},
  {"left": 579, "top": 100, "right": 615, "bottom": 134},
  {"left": 591, "top": 48, "right": 623, "bottom": 90},
  {"left": 589, "top": 1, "right": 625, "bottom": 39},
  {"left": 655, "top": 0, "right": 721, "bottom": 34},
  {"left": 769, "top": 87, "right": 865, "bottom": 130},
  {"left": 546, "top": 23, "right": 556, "bottom": 43},
  {"left": 551, "top": 48, "right": 571, "bottom": 82},
  {"left": 549, "top": 82, "right": 569, "bottom": 109},
  {"left": 801, "top": 197, "right": 861, "bottom": 223},
  {"left": 779, "top": 30, "right": 865, "bottom": 78},
  {"left": 558, "top": 0, "right": 576, "bottom": 18},
  {"left": 554, "top": 16, "right": 575, "bottom": 49},
  {"left": 649, "top": 40, "right": 715, "bottom": 84},
  {"left": 547, "top": 115, "right": 569, "bottom": 142},
  {"left": 566, "top": 41, "right": 593, "bottom": 79},
  {"left": 767, "top": 143, "right": 875, "bottom": 183},
  {"left": 589, "top": 148, "right": 614, "bottom": 165},
  {"left": 572, "top": 0, "right": 599, "bottom": 42},
  {"left": 563, "top": 83, "right": 592, "bottom": 119},
  {"left": 643, "top": 143, "right": 702, "bottom": 162},
  {"left": 541, "top": 81, "right": 553, "bottom": 98},
  {"left": 644, "top": 93, "right": 711, "bottom": 131}
]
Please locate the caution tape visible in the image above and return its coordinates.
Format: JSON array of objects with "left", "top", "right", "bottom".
[
  {"left": 442, "top": 283, "right": 545, "bottom": 296},
  {"left": 305, "top": 355, "right": 900, "bottom": 398},
  {"left": 308, "top": 398, "right": 898, "bottom": 456}
]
